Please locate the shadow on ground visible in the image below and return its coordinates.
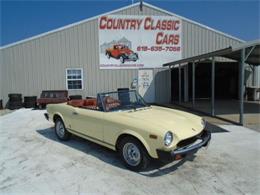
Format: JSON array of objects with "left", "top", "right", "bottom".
[
  {"left": 177, "top": 100, "right": 260, "bottom": 115},
  {"left": 36, "top": 123, "right": 228, "bottom": 177},
  {"left": 206, "top": 122, "right": 229, "bottom": 133}
]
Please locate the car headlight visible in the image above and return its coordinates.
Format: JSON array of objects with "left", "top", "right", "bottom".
[
  {"left": 164, "top": 131, "right": 173, "bottom": 146},
  {"left": 201, "top": 119, "right": 206, "bottom": 129}
]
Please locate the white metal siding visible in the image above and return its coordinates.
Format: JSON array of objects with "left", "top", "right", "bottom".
[{"left": 0, "top": 4, "right": 242, "bottom": 105}]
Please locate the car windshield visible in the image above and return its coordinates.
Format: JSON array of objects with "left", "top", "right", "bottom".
[
  {"left": 98, "top": 90, "right": 149, "bottom": 112},
  {"left": 118, "top": 45, "right": 126, "bottom": 49}
]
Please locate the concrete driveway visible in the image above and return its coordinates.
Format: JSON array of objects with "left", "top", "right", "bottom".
[{"left": 0, "top": 109, "right": 259, "bottom": 194}]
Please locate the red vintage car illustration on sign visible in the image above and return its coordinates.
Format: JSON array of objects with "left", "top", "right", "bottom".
[{"left": 105, "top": 44, "right": 139, "bottom": 63}]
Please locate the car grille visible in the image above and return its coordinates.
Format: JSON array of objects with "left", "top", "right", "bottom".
[{"left": 177, "top": 130, "right": 206, "bottom": 148}]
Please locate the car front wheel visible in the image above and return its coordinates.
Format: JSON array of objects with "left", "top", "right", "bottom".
[
  {"left": 54, "top": 118, "right": 71, "bottom": 141},
  {"left": 135, "top": 53, "right": 139, "bottom": 59},
  {"left": 120, "top": 55, "right": 125, "bottom": 63},
  {"left": 119, "top": 137, "right": 150, "bottom": 171}
]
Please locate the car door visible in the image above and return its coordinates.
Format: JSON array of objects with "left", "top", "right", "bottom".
[{"left": 70, "top": 107, "right": 104, "bottom": 141}]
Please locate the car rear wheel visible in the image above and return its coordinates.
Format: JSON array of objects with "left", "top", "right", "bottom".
[
  {"left": 118, "top": 137, "right": 150, "bottom": 171},
  {"left": 54, "top": 118, "right": 71, "bottom": 141},
  {"left": 106, "top": 52, "right": 110, "bottom": 59}
]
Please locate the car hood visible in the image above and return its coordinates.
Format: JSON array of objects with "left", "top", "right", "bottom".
[{"left": 115, "top": 106, "right": 204, "bottom": 140}]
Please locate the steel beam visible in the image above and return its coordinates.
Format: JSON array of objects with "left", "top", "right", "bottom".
[
  {"left": 192, "top": 61, "right": 195, "bottom": 107},
  {"left": 184, "top": 65, "right": 189, "bottom": 102},
  {"left": 163, "top": 47, "right": 232, "bottom": 67},
  {"left": 178, "top": 64, "right": 181, "bottom": 104},
  {"left": 245, "top": 45, "right": 256, "bottom": 61},
  {"left": 211, "top": 57, "right": 215, "bottom": 116},
  {"left": 239, "top": 48, "right": 245, "bottom": 125}
]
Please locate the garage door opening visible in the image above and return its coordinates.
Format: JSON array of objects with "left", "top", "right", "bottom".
[
  {"left": 164, "top": 40, "right": 260, "bottom": 127},
  {"left": 171, "top": 62, "right": 239, "bottom": 102}
]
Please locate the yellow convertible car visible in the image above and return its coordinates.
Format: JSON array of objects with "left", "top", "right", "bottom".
[{"left": 45, "top": 90, "right": 211, "bottom": 171}]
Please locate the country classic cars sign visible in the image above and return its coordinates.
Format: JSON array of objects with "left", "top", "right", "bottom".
[{"left": 98, "top": 15, "right": 182, "bottom": 69}]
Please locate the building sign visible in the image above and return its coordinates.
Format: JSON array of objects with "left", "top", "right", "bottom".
[
  {"left": 138, "top": 69, "right": 155, "bottom": 103},
  {"left": 98, "top": 15, "right": 182, "bottom": 69}
]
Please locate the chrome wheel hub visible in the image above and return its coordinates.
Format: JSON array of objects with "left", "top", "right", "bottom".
[
  {"left": 56, "top": 121, "right": 65, "bottom": 138},
  {"left": 123, "top": 143, "right": 141, "bottom": 166}
]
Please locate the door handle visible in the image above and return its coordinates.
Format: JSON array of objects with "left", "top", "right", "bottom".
[{"left": 72, "top": 111, "right": 78, "bottom": 115}]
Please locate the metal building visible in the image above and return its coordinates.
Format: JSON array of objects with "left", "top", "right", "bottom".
[{"left": 0, "top": 2, "right": 247, "bottom": 106}]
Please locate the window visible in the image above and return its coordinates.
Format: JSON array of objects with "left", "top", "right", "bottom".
[{"left": 66, "top": 68, "right": 83, "bottom": 90}]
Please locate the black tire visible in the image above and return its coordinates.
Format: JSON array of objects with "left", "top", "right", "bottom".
[
  {"left": 134, "top": 53, "right": 139, "bottom": 59},
  {"left": 8, "top": 101, "right": 23, "bottom": 110},
  {"left": 24, "top": 96, "right": 37, "bottom": 108},
  {"left": 24, "top": 96, "right": 37, "bottom": 102},
  {"left": 54, "top": 118, "right": 71, "bottom": 141},
  {"left": 8, "top": 94, "right": 22, "bottom": 102},
  {"left": 24, "top": 102, "right": 36, "bottom": 108},
  {"left": 118, "top": 136, "right": 150, "bottom": 171},
  {"left": 0, "top": 99, "right": 3, "bottom": 110},
  {"left": 106, "top": 52, "right": 111, "bottom": 59}
]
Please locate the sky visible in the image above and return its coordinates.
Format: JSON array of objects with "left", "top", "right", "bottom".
[{"left": 0, "top": 0, "right": 259, "bottom": 46}]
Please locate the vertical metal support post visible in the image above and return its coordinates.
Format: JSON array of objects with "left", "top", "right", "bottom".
[
  {"left": 192, "top": 61, "right": 195, "bottom": 107},
  {"left": 211, "top": 57, "right": 215, "bottom": 116},
  {"left": 169, "top": 66, "right": 172, "bottom": 103},
  {"left": 239, "top": 49, "right": 245, "bottom": 125},
  {"left": 184, "top": 65, "right": 189, "bottom": 102},
  {"left": 178, "top": 64, "right": 181, "bottom": 104},
  {"left": 252, "top": 65, "right": 256, "bottom": 86}
]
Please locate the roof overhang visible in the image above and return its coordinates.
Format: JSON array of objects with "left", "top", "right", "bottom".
[{"left": 163, "top": 40, "right": 260, "bottom": 67}]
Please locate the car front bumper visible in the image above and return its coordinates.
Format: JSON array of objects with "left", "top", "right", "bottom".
[
  {"left": 156, "top": 130, "right": 211, "bottom": 162},
  {"left": 125, "top": 54, "right": 138, "bottom": 61}
]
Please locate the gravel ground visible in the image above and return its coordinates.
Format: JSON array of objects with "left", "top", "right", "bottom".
[
  {"left": 0, "top": 109, "right": 259, "bottom": 195},
  {"left": 0, "top": 109, "right": 13, "bottom": 116}
]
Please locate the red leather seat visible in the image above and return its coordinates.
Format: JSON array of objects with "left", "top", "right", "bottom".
[
  {"left": 67, "top": 100, "right": 85, "bottom": 107},
  {"left": 68, "top": 99, "right": 97, "bottom": 110},
  {"left": 104, "top": 96, "right": 120, "bottom": 111}
]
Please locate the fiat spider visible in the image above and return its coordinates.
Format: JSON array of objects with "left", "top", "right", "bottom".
[{"left": 45, "top": 90, "right": 211, "bottom": 171}]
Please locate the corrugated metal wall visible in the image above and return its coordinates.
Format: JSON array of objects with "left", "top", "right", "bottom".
[
  {"left": 182, "top": 21, "right": 241, "bottom": 58},
  {"left": 0, "top": 4, "right": 242, "bottom": 106}
]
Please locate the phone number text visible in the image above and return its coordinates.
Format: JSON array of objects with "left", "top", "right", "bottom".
[{"left": 137, "top": 46, "right": 181, "bottom": 52}]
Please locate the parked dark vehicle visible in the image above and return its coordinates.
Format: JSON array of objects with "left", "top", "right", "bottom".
[{"left": 37, "top": 90, "right": 68, "bottom": 108}]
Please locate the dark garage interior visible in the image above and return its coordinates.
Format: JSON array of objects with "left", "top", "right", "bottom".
[{"left": 171, "top": 62, "right": 239, "bottom": 101}]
